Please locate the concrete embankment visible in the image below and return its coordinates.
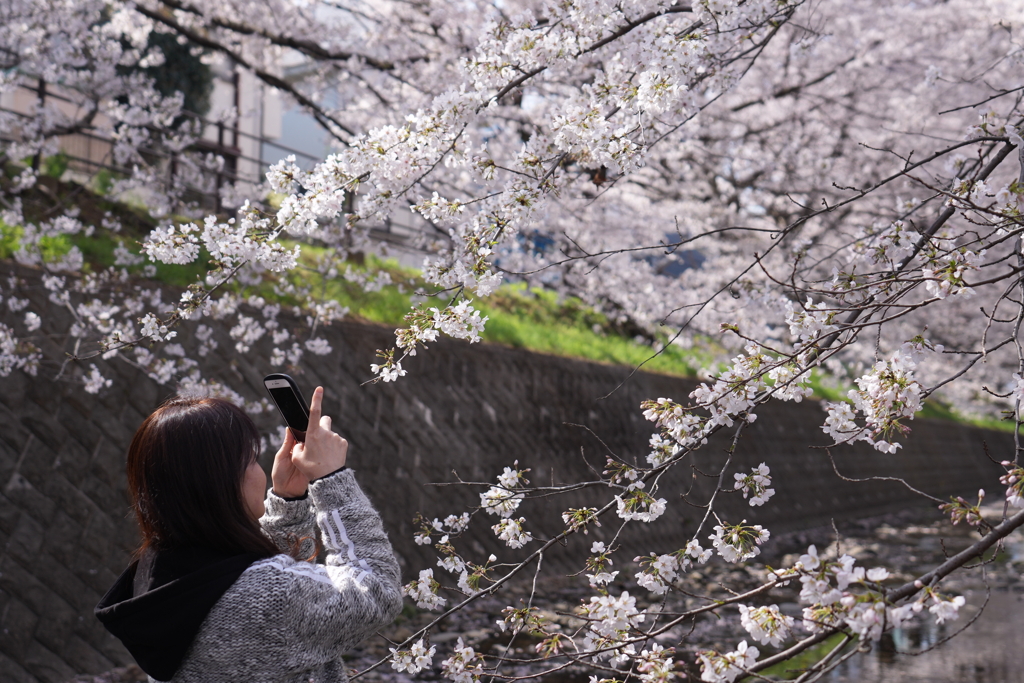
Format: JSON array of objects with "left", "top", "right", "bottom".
[{"left": 0, "top": 265, "right": 1009, "bottom": 681}]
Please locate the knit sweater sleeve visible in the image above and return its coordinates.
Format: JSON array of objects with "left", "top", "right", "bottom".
[
  {"left": 259, "top": 489, "right": 317, "bottom": 559},
  {"left": 270, "top": 468, "right": 403, "bottom": 664}
]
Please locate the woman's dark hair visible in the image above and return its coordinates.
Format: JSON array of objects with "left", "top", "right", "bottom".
[{"left": 127, "top": 396, "right": 281, "bottom": 559}]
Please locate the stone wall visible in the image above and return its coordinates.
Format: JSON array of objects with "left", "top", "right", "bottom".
[{"left": 0, "top": 265, "right": 1011, "bottom": 681}]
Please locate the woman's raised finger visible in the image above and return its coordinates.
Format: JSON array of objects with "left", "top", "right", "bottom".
[{"left": 307, "top": 386, "right": 323, "bottom": 429}]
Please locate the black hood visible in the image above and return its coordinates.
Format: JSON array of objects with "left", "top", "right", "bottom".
[{"left": 95, "top": 547, "right": 261, "bottom": 681}]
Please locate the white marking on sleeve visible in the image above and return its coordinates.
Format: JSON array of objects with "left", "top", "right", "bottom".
[{"left": 320, "top": 512, "right": 341, "bottom": 550}]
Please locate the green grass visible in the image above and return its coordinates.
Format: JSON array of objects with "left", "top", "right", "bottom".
[
  {"left": 0, "top": 219, "right": 81, "bottom": 263},
  {"left": 746, "top": 634, "right": 850, "bottom": 681},
  {"left": 41, "top": 152, "right": 69, "bottom": 179},
  {"left": 0, "top": 219, "right": 214, "bottom": 288},
  {"left": 286, "top": 249, "right": 715, "bottom": 377},
  {"left": 477, "top": 284, "right": 711, "bottom": 376},
  {"left": 0, "top": 220, "right": 23, "bottom": 259},
  {"left": 295, "top": 259, "right": 420, "bottom": 325}
]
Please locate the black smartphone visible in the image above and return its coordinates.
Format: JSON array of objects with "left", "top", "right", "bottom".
[{"left": 264, "top": 373, "right": 310, "bottom": 442}]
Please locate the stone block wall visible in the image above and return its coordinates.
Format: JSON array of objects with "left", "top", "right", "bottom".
[{"left": 0, "top": 264, "right": 1010, "bottom": 681}]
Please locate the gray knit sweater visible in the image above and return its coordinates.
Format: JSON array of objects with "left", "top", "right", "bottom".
[{"left": 165, "top": 468, "right": 403, "bottom": 682}]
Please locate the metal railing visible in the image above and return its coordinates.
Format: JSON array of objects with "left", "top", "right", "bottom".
[{"left": 0, "top": 78, "right": 321, "bottom": 212}]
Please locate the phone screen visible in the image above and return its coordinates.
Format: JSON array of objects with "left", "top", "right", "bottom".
[{"left": 268, "top": 387, "right": 309, "bottom": 432}]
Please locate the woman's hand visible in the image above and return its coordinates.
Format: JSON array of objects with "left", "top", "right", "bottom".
[
  {"left": 271, "top": 427, "right": 310, "bottom": 499},
  {"left": 292, "top": 386, "right": 348, "bottom": 481}
]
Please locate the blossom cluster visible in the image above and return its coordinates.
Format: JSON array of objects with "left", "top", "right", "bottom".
[
  {"left": 795, "top": 545, "right": 963, "bottom": 640},
  {"left": 635, "top": 643, "right": 678, "bottom": 683},
  {"left": 390, "top": 639, "right": 436, "bottom": 674},
  {"left": 403, "top": 569, "right": 447, "bottom": 611},
  {"left": 696, "top": 640, "right": 758, "bottom": 683},
  {"left": 1000, "top": 462, "right": 1024, "bottom": 508},
  {"left": 440, "top": 638, "right": 484, "bottom": 683},
  {"left": 586, "top": 541, "right": 620, "bottom": 588},
  {"left": 822, "top": 340, "right": 940, "bottom": 453},
  {"left": 921, "top": 248, "right": 983, "bottom": 300},
  {"left": 495, "top": 605, "right": 546, "bottom": 635},
  {"left": 732, "top": 463, "right": 775, "bottom": 506},
  {"left": 738, "top": 604, "right": 794, "bottom": 647},
  {"left": 783, "top": 298, "right": 837, "bottom": 343},
  {"left": 635, "top": 552, "right": 682, "bottom": 595},
  {"left": 479, "top": 465, "right": 529, "bottom": 518},
  {"left": 415, "top": 512, "right": 472, "bottom": 546},
  {"left": 579, "top": 591, "right": 646, "bottom": 657},
  {"left": 614, "top": 487, "right": 668, "bottom": 523},
  {"left": 709, "top": 522, "right": 770, "bottom": 563},
  {"left": 491, "top": 517, "right": 533, "bottom": 549}
]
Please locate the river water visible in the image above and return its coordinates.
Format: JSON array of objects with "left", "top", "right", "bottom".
[{"left": 821, "top": 588, "right": 1024, "bottom": 683}]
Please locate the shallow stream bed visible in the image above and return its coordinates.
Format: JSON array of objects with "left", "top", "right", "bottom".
[{"left": 819, "top": 586, "right": 1024, "bottom": 683}]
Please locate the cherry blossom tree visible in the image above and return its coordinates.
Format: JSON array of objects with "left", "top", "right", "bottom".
[{"left": 4, "top": 0, "right": 1024, "bottom": 680}]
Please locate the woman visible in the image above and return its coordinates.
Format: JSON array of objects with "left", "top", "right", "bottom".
[{"left": 96, "top": 386, "right": 403, "bottom": 682}]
